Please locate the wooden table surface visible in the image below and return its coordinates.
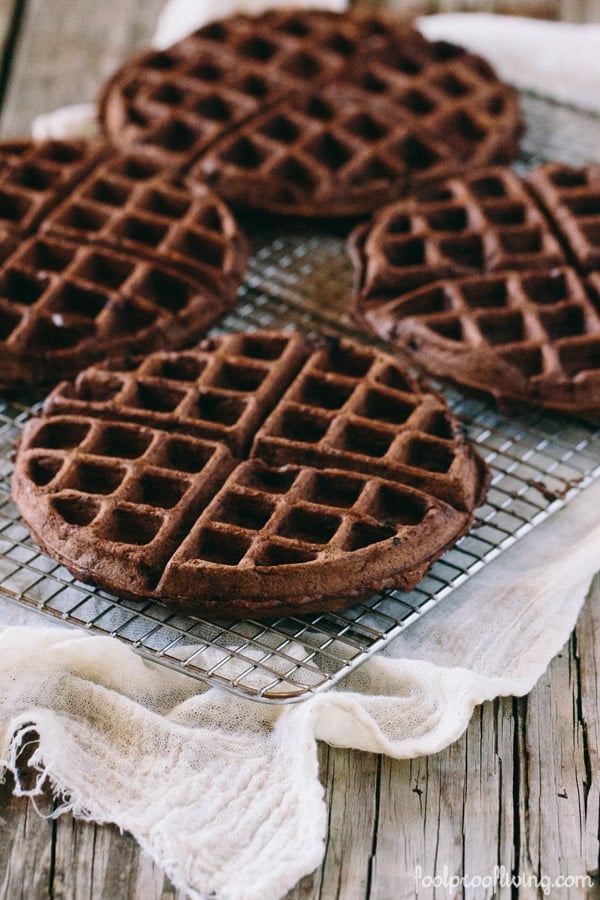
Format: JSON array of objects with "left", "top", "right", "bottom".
[{"left": 1, "top": 1, "right": 600, "bottom": 898}]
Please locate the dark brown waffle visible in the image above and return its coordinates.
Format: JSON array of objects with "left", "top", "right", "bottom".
[
  {"left": 350, "top": 165, "right": 600, "bottom": 421},
  {"left": 99, "top": 9, "right": 523, "bottom": 218},
  {"left": 527, "top": 162, "right": 600, "bottom": 271},
  {"left": 13, "top": 330, "right": 489, "bottom": 619},
  {"left": 0, "top": 140, "right": 108, "bottom": 235},
  {"left": 0, "top": 139, "right": 247, "bottom": 390},
  {"left": 191, "top": 83, "right": 458, "bottom": 219}
]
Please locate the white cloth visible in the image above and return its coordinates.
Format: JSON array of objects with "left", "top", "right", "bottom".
[
  {"left": 418, "top": 14, "right": 600, "bottom": 114},
  {"left": 9, "top": 4, "right": 600, "bottom": 899},
  {"left": 154, "top": 0, "right": 348, "bottom": 48},
  {"left": 2, "top": 481, "right": 599, "bottom": 900},
  {"left": 31, "top": 102, "right": 98, "bottom": 140}
]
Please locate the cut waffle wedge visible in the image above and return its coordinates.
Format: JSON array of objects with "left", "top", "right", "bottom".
[
  {"left": 0, "top": 139, "right": 247, "bottom": 390},
  {"left": 99, "top": 8, "right": 522, "bottom": 218},
  {"left": 350, "top": 165, "right": 600, "bottom": 422},
  {"left": 12, "top": 330, "right": 489, "bottom": 619}
]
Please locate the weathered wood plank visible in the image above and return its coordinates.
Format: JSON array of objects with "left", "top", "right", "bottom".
[
  {"left": 0, "top": 1, "right": 17, "bottom": 51},
  {"left": 58, "top": 817, "right": 188, "bottom": 900},
  {"left": 375, "top": 0, "right": 600, "bottom": 19},
  {"left": 515, "top": 628, "right": 598, "bottom": 898},
  {"left": 0, "top": 0, "right": 164, "bottom": 137},
  {"left": 575, "top": 577, "right": 600, "bottom": 883},
  {"left": 287, "top": 744, "right": 380, "bottom": 900},
  {"left": 376, "top": 0, "right": 562, "bottom": 19},
  {"left": 289, "top": 698, "right": 516, "bottom": 900},
  {"left": 319, "top": 747, "right": 380, "bottom": 899},
  {"left": 462, "top": 700, "right": 516, "bottom": 899},
  {"left": 52, "top": 815, "right": 181, "bottom": 900},
  {"left": 560, "top": 0, "right": 600, "bottom": 21},
  {"left": 0, "top": 0, "right": 18, "bottom": 113},
  {"left": 0, "top": 770, "right": 55, "bottom": 900}
]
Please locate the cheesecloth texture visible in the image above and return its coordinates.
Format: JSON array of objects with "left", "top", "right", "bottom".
[
  {"left": 2, "top": 478, "right": 599, "bottom": 900},
  {"left": 4, "top": 4, "right": 600, "bottom": 899}
]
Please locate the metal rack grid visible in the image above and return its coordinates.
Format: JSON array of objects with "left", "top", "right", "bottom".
[{"left": 1, "top": 94, "right": 599, "bottom": 702}]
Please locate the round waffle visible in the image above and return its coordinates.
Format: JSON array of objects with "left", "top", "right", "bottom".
[
  {"left": 0, "top": 139, "right": 248, "bottom": 390},
  {"left": 350, "top": 164, "right": 600, "bottom": 422},
  {"left": 99, "top": 8, "right": 523, "bottom": 218},
  {"left": 13, "top": 330, "right": 489, "bottom": 620}
]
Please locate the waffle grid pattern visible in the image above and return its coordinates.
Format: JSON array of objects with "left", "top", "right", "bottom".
[
  {"left": 173, "top": 462, "right": 426, "bottom": 570},
  {"left": 15, "top": 332, "right": 484, "bottom": 614},
  {"left": 352, "top": 164, "right": 600, "bottom": 419},
  {"left": 46, "top": 332, "right": 306, "bottom": 454},
  {"left": 113, "top": 10, "right": 360, "bottom": 162},
  {"left": 0, "top": 140, "right": 248, "bottom": 388},
  {"left": 373, "top": 268, "right": 600, "bottom": 380},
  {"left": 528, "top": 162, "right": 600, "bottom": 271},
  {"left": 23, "top": 414, "right": 230, "bottom": 539},
  {"left": 357, "top": 168, "right": 565, "bottom": 297},
  {"left": 0, "top": 235, "right": 217, "bottom": 357},
  {"left": 350, "top": 48, "right": 518, "bottom": 167},
  {"left": 100, "top": 9, "right": 522, "bottom": 216},
  {"left": 42, "top": 156, "right": 246, "bottom": 289},
  {"left": 0, "top": 140, "right": 107, "bottom": 235},
  {"left": 189, "top": 85, "right": 459, "bottom": 215}
]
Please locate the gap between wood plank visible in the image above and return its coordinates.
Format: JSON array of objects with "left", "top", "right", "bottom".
[{"left": 0, "top": 0, "right": 26, "bottom": 113}]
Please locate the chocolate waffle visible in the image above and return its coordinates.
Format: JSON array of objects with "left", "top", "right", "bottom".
[
  {"left": 527, "top": 162, "right": 600, "bottom": 271},
  {"left": 0, "top": 140, "right": 108, "bottom": 236},
  {"left": 350, "top": 165, "right": 600, "bottom": 422},
  {"left": 99, "top": 9, "right": 523, "bottom": 218},
  {"left": 13, "top": 330, "right": 489, "bottom": 619},
  {"left": 0, "top": 139, "right": 247, "bottom": 390}
]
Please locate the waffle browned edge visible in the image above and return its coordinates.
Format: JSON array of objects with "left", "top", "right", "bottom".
[
  {"left": 0, "top": 139, "right": 249, "bottom": 392},
  {"left": 98, "top": 8, "right": 523, "bottom": 219},
  {"left": 12, "top": 331, "right": 490, "bottom": 621},
  {"left": 348, "top": 165, "right": 600, "bottom": 424}
]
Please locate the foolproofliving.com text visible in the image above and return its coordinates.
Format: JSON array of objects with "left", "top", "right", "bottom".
[{"left": 414, "top": 864, "right": 593, "bottom": 896}]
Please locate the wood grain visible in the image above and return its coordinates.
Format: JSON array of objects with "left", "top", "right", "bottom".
[
  {"left": 0, "top": 0, "right": 164, "bottom": 137},
  {"left": 3, "top": 593, "right": 600, "bottom": 899},
  {"left": 369, "top": 0, "right": 562, "bottom": 19},
  {"left": 365, "top": 0, "right": 600, "bottom": 20},
  {"left": 560, "top": 0, "right": 600, "bottom": 21},
  {"left": 0, "top": 0, "right": 19, "bottom": 107},
  {"left": 0, "top": 0, "right": 18, "bottom": 49}
]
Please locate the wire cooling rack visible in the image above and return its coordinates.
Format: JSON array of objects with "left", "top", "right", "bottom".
[{"left": 1, "top": 94, "right": 599, "bottom": 702}]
